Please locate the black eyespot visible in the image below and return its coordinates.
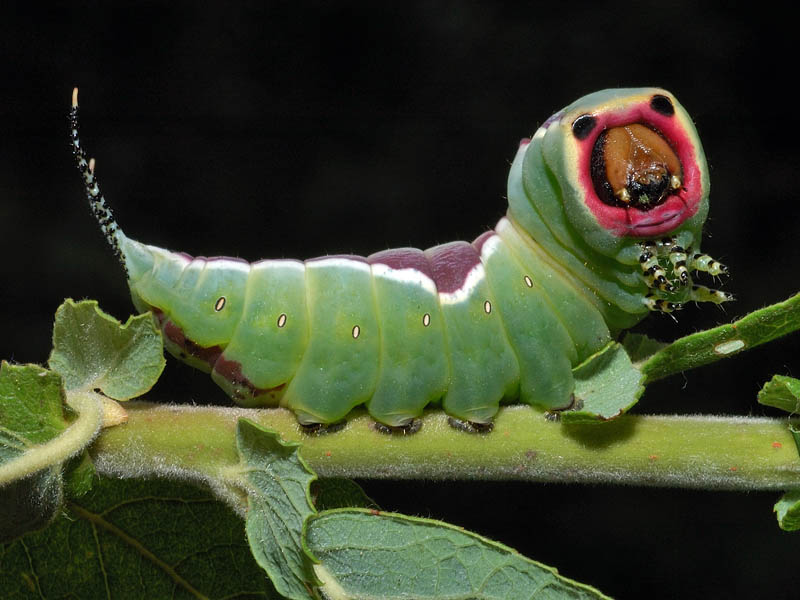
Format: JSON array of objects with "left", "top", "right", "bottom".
[
  {"left": 650, "top": 94, "right": 674, "bottom": 116},
  {"left": 572, "top": 114, "right": 597, "bottom": 140}
]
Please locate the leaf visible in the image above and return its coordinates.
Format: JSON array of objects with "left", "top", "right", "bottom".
[
  {"left": 640, "top": 292, "right": 800, "bottom": 384},
  {"left": 561, "top": 342, "right": 644, "bottom": 424},
  {"left": 790, "top": 425, "right": 800, "bottom": 457},
  {"left": 236, "top": 418, "right": 319, "bottom": 600},
  {"left": 0, "top": 362, "right": 70, "bottom": 541},
  {"left": 0, "top": 477, "right": 283, "bottom": 598},
  {"left": 312, "top": 478, "right": 378, "bottom": 511},
  {"left": 305, "top": 508, "right": 611, "bottom": 600},
  {"left": 0, "top": 362, "right": 70, "bottom": 455},
  {"left": 621, "top": 332, "right": 668, "bottom": 365},
  {"left": 48, "top": 299, "right": 165, "bottom": 399},
  {"left": 774, "top": 491, "right": 800, "bottom": 531},
  {"left": 757, "top": 374, "right": 800, "bottom": 414},
  {"left": 0, "top": 469, "right": 62, "bottom": 544},
  {"left": 63, "top": 451, "right": 96, "bottom": 498}
]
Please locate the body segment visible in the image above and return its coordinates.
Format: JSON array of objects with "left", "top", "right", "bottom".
[{"left": 70, "top": 87, "right": 732, "bottom": 427}]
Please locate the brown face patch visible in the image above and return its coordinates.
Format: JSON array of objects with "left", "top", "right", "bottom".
[{"left": 591, "top": 123, "right": 682, "bottom": 211}]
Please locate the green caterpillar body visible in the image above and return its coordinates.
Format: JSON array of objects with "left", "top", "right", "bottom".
[{"left": 70, "top": 88, "right": 730, "bottom": 427}]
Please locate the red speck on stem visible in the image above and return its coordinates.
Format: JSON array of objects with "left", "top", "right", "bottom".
[{"left": 772, "top": 441, "right": 783, "bottom": 449}]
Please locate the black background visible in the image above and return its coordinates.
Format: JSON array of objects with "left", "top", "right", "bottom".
[{"left": 2, "top": 2, "right": 799, "bottom": 598}]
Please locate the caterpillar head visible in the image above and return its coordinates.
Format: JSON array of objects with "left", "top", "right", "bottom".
[{"left": 521, "top": 88, "right": 709, "bottom": 259}]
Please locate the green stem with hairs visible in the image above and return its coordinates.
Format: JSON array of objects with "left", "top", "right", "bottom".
[
  {"left": 90, "top": 402, "right": 800, "bottom": 492},
  {"left": 0, "top": 391, "right": 103, "bottom": 486},
  {"left": 641, "top": 292, "right": 800, "bottom": 383}
]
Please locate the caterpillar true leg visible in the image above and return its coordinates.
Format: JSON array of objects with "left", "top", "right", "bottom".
[
  {"left": 667, "top": 245, "right": 690, "bottom": 286},
  {"left": 638, "top": 242, "right": 673, "bottom": 292},
  {"left": 644, "top": 294, "right": 682, "bottom": 313},
  {"left": 689, "top": 285, "right": 734, "bottom": 304},
  {"left": 689, "top": 252, "right": 728, "bottom": 277}
]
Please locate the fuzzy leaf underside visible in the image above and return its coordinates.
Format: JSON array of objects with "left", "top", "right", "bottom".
[
  {"left": 2, "top": 300, "right": 166, "bottom": 541},
  {"left": 305, "top": 508, "right": 611, "bottom": 600},
  {"left": 774, "top": 491, "right": 800, "bottom": 531},
  {"left": 758, "top": 374, "right": 800, "bottom": 414},
  {"left": 0, "top": 363, "right": 70, "bottom": 541},
  {"left": 237, "top": 418, "right": 319, "bottom": 599},
  {"left": 561, "top": 342, "right": 644, "bottom": 424},
  {"left": 312, "top": 477, "right": 379, "bottom": 511},
  {"left": 48, "top": 299, "right": 165, "bottom": 399}
]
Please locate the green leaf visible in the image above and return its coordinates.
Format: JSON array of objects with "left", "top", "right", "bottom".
[
  {"left": 561, "top": 342, "right": 644, "bottom": 424},
  {"left": 641, "top": 292, "right": 800, "bottom": 384},
  {"left": 774, "top": 491, "right": 800, "bottom": 531},
  {"left": 0, "top": 362, "right": 70, "bottom": 456},
  {"left": 0, "top": 362, "right": 70, "bottom": 541},
  {"left": 236, "top": 418, "right": 319, "bottom": 600},
  {"left": 0, "top": 477, "right": 282, "bottom": 598},
  {"left": 63, "top": 451, "right": 96, "bottom": 497},
  {"left": 0, "top": 469, "right": 62, "bottom": 544},
  {"left": 790, "top": 425, "right": 800, "bottom": 457},
  {"left": 621, "top": 332, "right": 668, "bottom": 365},
  {"left": 312, "top": 478, "right": 378, "bottom": 511},
  {"left": 48, "top": 299, "right": 165, "bottom": 399},
  {"left": 305, "top": 508, "right": 611, "bottom": 600},
  {"left": 757, "top": 375, "right": 800, "bottom": 414}
]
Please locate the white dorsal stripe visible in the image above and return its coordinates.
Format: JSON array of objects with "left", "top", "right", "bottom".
[
  {"left": 306, "top": 257, "right": 371, "bottom": 273},
  {"left": 370, "top": 263, "right": 438, "bottom": 295},
  {"left": 477, "top": 234, "right": 502, "bottom": 260},
  {"left": 251, "top": 258, "right": 305, "bottom": 273},
  {"left": 438, "top": 263, "right": 487, "bottom": 305}
]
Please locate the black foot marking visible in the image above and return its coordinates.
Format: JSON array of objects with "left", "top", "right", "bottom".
[
  {"left": 644, "top": 294, "right": 682, "bottom": 313},
  {"left": 563, "top": 394, "right": 584, "bottom": 411},
  {"left": 668, "top": 245, "right": 689, "bottom": 285},
  {"left": 544, "top": 395, "right": 583, "bottom": 421},
  {"left": 372, "top": 419, "right": 423, "bottom": 435},
  {"left": 300, "top": 420, "right": 347, "bottom": 436},
  {"left": 447, "top": 417, "right": 494, "bottom": 434},
  {"left": 638, "top": 242, "right": 674, "bottom": 292}
]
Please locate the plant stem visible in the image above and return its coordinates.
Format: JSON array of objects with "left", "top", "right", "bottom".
[
  {"left": 89, "top": 402, "right": 800, "bottom": 491},
  {"left": 0, "top": 391, "right": 102, "bottom": 486},
  {"left": 641, "top": 292, "right": 800, "bottom": 383}
]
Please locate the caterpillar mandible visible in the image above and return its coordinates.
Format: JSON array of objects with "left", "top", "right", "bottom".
[{"left": 69, "top": 87, "right": 731, "bottom": 429}]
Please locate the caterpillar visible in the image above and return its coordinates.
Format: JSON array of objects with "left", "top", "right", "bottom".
[{"left": 69, "top": 87, "right": 731, "bottom": 430}]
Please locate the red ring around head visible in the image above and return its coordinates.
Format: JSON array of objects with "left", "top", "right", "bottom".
[{"left": 572, "top": 100, "right": 702, "bottom": 237}]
